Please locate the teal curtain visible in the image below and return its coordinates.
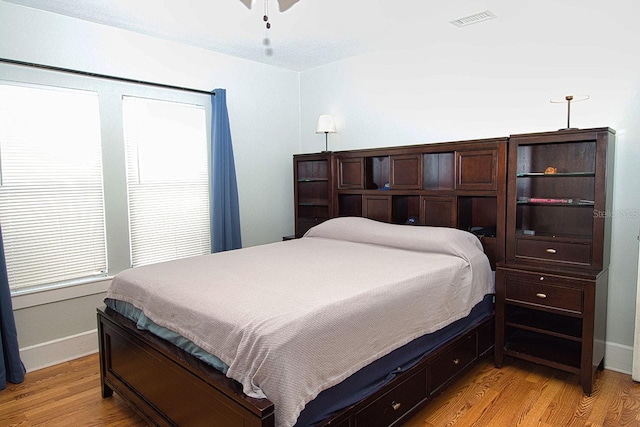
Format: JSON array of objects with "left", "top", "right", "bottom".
[
  {"left": 0, "top": 225, "right": 25, "bottom": 390},
  {"left": 211, "top": 89, "right": 242, "bottom": 252}
]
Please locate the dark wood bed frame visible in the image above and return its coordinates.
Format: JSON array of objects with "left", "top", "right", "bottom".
[
  {"left": 98, "top": 306, "right": 493, "bottom": 427},
  {"left": 98, "top": 137, "right": 505, "bottom": 426}
]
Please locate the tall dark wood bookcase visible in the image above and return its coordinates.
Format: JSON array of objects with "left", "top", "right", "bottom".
[
  {"left": 293, "top": 153, "right": 334, "bottom": 237},
  {"left": 494, "top": 127, "right": 615, "bottom": 395}
]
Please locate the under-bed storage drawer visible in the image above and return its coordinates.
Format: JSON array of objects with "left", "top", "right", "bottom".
[
  {"left": 428, "top": 333, "right": 476, "bottom": 394},
  {"left": 355, "top": 369, "right": 427, "bottom": 427}
]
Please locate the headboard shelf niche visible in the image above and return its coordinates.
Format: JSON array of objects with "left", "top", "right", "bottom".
[{"left": 294, "top": 137, "right": 508, "bottom": 268}]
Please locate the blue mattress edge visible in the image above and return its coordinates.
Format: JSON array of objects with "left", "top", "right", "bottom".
[{"left": 104, "top": 298, "right": 229, "bottom": 374}]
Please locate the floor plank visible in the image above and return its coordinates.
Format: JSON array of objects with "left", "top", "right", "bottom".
[
  {"left": 1, "top": 354, "right": 146, "bottom": 427},
  {"left": 405, "top": 358, "right": 640, "bottom": 427},
  {"left": 2, "top": 354, "right": 640, "bottom": 426}
]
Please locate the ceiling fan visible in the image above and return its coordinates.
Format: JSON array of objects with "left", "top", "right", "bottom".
[
  {"left": 239, "top": 0, "right": 301, "bottom": 55},
  {"left": 238, "top": 0, "right": 300, "bottom": 13}
]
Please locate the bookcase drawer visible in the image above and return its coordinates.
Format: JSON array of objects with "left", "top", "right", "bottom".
[
  {"left": 515, "top": 237, "right": 591, "bottom": 266},
  {"left": 505, "top": 275, "right": 583, "bottom": 314}
]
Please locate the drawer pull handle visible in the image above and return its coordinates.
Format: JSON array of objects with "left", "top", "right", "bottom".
[
  {"left": 536, "top": 293, "right": 547, "bottom": 299},
  {"left": 391, "top": 401, "right": 402, "bottom": 411},
  {"left": 452, "top": 358, "right": 460, "bottom": 365},
  {"left": 546, "top": 248, "right": 557, "bottom": 254}
]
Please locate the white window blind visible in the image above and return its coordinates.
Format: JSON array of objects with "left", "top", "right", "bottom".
[
  {"left": 123, "top": 96, "right": 210, "bottom": 267},
  {"left": 0, "top": 83, "right": 107, "bottom": 291}
]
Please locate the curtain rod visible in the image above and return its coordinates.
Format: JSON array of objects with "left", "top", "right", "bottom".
[{"left": 0, "top": 57, "right": 214, "bottom": 96}]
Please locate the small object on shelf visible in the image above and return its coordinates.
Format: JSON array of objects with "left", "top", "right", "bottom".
[
  {"left": 544, "top": 167, "right": 557, "bottom": 174},
  {"left": 470, "top": 226, "right": 497, "bottom": 237},
  {"left": 405, "top": 216, "right": 418, "bottom": 225},
  {"left": 528, "top": 198, "right": 573, "bottom": 204},
  {"left": 522, "top": 229, "right": 536, "bottom": 236}
]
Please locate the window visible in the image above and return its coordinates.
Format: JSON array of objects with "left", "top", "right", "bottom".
[
  {"left": 0, "top": 83, "right": 107, "bottom": 291},
  {"left": 123, "top": 96, "right": 210, "bottom": 267},
  {"left": 0, "top": 73, "right": 212, "bottom": 296}
]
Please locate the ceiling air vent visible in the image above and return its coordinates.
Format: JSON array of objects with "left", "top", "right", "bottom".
[{"left": 450, "top": 10, "right": 497, "bottom": 27}]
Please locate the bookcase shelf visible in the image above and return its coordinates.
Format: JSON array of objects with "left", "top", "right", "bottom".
[{"left": 516, "top": 172, "right": 595, "bottom": 178}]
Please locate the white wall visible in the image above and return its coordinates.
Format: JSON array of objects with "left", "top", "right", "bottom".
[
  {"left": 1, "top": 1, "right": 301, "bottom": 369},
  {"left": 301, "top": 0, "right": 640, "bottom": 373}
]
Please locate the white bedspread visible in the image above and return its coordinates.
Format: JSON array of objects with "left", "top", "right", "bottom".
[{"left": 106, "top": 217, "right": 493, "bottom": 427}]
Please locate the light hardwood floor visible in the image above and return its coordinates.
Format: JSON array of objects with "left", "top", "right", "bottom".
[{"left": 2, "top": 353, "right": 640, "bottom": 426}]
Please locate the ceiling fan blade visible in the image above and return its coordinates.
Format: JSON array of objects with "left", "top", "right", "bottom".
[
  {"left": 240, "top": 0, "right": 300, "bottom": 12},
  {"left": 277, "top": 0, "right": 300, "bottom": 12},
  {"left": 237, "top": 0, "right": 300, "bottom": 12}
]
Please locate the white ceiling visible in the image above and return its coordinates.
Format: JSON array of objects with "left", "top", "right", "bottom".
[{"left": 2, "top": 0, "right": 512, "bottom": 71}]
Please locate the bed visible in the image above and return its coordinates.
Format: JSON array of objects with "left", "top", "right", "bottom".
[{"left": 98, "top": 217, "right": 495, "bottom": 427}]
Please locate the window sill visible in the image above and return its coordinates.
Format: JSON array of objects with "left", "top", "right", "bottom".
[{"left": 11, "top": 277, "right": 113, "bottom": 310}]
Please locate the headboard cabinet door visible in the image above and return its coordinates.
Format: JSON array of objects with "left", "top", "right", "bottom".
[
  {"left": 363, "top": 195, "right": 392, "bottom": 223},
  {"left": 390, "top": 154, "right": 422, "bottom": 190},
  {"left": 421, "top": 196, "right": 456, "bottom": 227},
  {"left": 337, "top": 157, "right": 365, "bottom": 189},
  {"left": 456, "top": 149, "right": 498, "bottom": 191}
]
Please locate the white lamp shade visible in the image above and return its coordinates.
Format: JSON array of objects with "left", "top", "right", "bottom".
[{"left": 316, "top": 115, "right": 337, "bottom": 134}]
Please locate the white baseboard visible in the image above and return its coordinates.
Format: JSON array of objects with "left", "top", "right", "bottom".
[
  {"left": 20, "top": 329, "right": 98, "bottom": 372},
  {"left": 604, "top": 340, "right": 633, "bottom": 375}
]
